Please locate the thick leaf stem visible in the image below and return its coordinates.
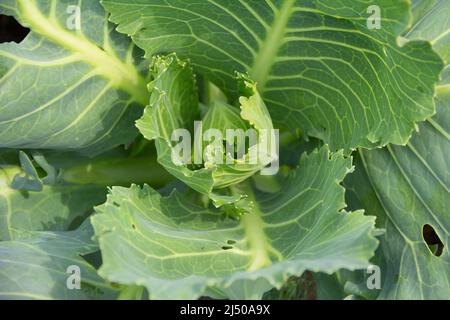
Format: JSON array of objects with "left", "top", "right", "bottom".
[
  {"left": 250, "top": 0, "right": 295, "bottom": 90},
  {"left": 231, "top": 183, "right": 281, "bottom": 271},
  {"left": 62, "top": 155, "right": 173, "bottom": 187}
]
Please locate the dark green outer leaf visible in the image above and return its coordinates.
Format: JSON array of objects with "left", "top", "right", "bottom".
[
  {"left": 103, "top": 0, "right": 443, "bottom": 151},
  {"left": 344, "top": 100, "right": 449, "bottom": 299},
  {"left": 0, "top": 0, "right": 149, "bottom": 154},
  {"left": 340, "top": 0, "right": 450, "bottom": 300}
]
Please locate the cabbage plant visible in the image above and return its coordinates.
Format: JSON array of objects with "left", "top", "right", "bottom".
[{"left": 0, "top": 0, "right": 448, "bottom": 300}]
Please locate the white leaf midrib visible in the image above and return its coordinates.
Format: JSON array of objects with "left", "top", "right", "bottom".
[
  {"left": 17, "top": 0, "right": 149, "bottom": 105},
  {"left": 250, "top": 0, "right": 296, "bottom": 91},
  {"left": 238, "top": 185, "right": 282, "bottom": 271}
]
